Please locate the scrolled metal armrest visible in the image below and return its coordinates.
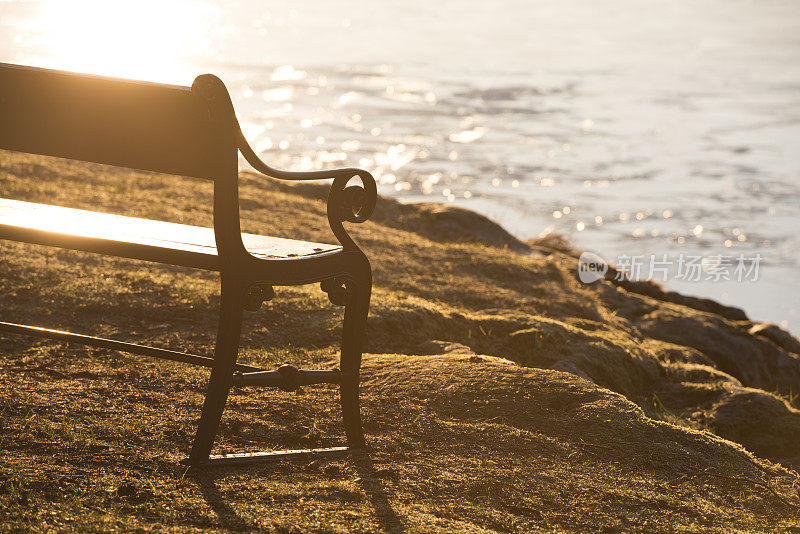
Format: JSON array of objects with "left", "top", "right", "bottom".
[
  {"left": 238, "top": 131, "right": 377, "bottom": 251},
  {"left": 325, "top": 169, "right": 377, "bottom": 250}
]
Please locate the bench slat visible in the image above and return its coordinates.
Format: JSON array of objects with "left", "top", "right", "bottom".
[
  {"left": 0, "top": 63, "right": 226, "bottom": 179},
  {"left": 0, "top": 199, "right": 340, "bottom": 270}
]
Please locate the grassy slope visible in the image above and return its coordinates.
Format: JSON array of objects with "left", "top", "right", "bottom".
[{"left": 0, "top": 150, "right": 799, "bottom": 532}]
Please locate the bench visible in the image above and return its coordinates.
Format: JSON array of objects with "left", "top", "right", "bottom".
[{"left": 0, "top": 62, "right": 377, "bottom": 467}]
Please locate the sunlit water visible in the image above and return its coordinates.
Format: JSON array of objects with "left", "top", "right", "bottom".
[{"left": 2, "top": 0, "right": 799, "bottom": 334}]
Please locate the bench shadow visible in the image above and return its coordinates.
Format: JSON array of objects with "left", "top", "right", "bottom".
[
  {"left": 190, "top": 470, "right": 255, "bottom": 532},
  {"left": 189, "top": 451, "right": 406, "bottom": 533},
  {"left": 350, "top": 451, "right": 407, "bottom": 534}
]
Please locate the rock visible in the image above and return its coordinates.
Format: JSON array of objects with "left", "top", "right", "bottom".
[
  {"left": 707, "top": 387, "right": 800, "bottom": 466},
  {"left": 398, "top": 202, "right": 530, "bottom": 251},
  {"left": 636, "top": 310, "right": 800, "bottom": 398},
  {"left": 749, "top": 323, "right": 800, "bottom": 355},
  {"left": 611, "top": 277, "right": 748, "bottom": 322},
  {"left": 417, "top": 340, "right": 475, "bottom": 356}
]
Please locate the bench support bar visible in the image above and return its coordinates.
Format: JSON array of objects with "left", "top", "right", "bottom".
[
  {"left": 0, "top": 320, "right": 262, "bottom": 373},
  {"left": 181, "top": 446, "right": 352, "bottom": 467},
  {"left": 233, "top": 364, "right": 347, "bottom": 390}
]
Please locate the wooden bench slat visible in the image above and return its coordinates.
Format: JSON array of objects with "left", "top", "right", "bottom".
[
  {"left": 0, "top": 63, "right": 227, "bottom": 180},
  {"left": 0, "top": 199, "right": 340, "bottom": 270}
]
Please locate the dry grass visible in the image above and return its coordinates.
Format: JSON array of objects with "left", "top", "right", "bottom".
[{"left": 0, "top": 150, "right": 799, "bottom": 532}]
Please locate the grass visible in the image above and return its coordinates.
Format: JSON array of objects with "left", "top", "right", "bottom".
[{"left": 0, "top": 150, "right": 799, "bottom": 532}]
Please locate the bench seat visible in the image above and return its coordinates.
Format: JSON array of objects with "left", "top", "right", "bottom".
[{"left": 0, "top": 198, "right": 341, "bottom": 271}]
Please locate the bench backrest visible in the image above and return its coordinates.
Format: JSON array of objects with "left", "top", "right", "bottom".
[{"left": 0, "top": 63, "right": 235, "bottom": 180}]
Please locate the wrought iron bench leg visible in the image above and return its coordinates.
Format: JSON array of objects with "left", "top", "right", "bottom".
[
  {"left": 188, "top": 276, "right": 246, "bottom": 463},
  {"left": 185, "top": 254, "right": 371, "bottom": 466},
  {"left": 339, "top": 254, "right": 371, "bottom": 449}
]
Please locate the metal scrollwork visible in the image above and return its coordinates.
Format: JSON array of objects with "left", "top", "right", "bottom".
[
  {"left": 320, "top": 277, "right": 350, "bottom": 306},
  {"left": 327, "top": 171, "right": 376, "bottom": 250},
  {"left": 243, "top": 284, "right": 275, "bottom": 312},
  {"left": 236, "top": 127, "right": 377, "bottom": 251}
]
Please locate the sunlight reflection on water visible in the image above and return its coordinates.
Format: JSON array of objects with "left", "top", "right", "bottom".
[{"left": 3, "top": 0, "right": 216, "bottom": 83}]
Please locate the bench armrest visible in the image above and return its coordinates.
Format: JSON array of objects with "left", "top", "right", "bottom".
[{"left": 238, "top": 131, "right": 377, "bottom": 251}]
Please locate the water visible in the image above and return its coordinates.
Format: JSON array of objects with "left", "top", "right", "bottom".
[{"left": 1, "top": 0, "right": 798, "bottom": 334}]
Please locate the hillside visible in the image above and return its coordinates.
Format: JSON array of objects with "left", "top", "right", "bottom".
[{"left": 0, "top": 150, "right": 798, "bottom": 532}]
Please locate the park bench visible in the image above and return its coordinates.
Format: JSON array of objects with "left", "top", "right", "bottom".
[{"left": 0, "top": 62, "right": 376, "bottom": 467}]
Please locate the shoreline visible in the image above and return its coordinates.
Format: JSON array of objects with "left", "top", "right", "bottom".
[{"left": 394, "top": 191, "right": 800, "bottom": 338}]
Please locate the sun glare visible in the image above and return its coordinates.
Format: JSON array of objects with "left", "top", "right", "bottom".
[{"left": 28, "top": 0, "right": 218, "bottom": 84}]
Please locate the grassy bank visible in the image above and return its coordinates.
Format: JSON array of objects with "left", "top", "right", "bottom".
[{"left": 0, "top": 150, "right": 799, "bottom": 532}]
